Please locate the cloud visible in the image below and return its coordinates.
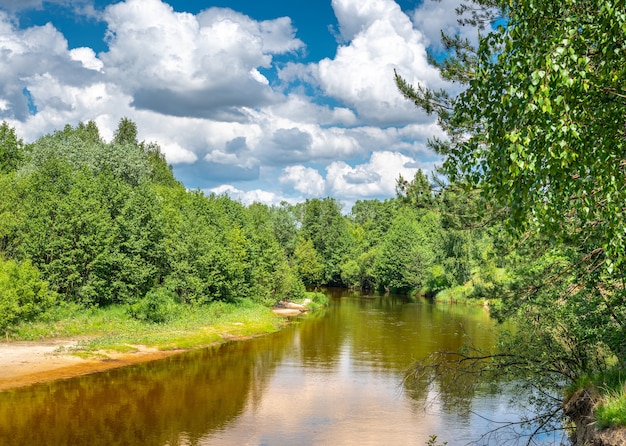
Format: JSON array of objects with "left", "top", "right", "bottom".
[
  {"left": 411, "top": 0, "right": 481, "bottom": 53},
  {"left": 332, "top": 0, "right": 402, "bottom": 42},
  {"left": 0, "top": 0, "right": 449, "bottom": 209},
  {"left": 99, "top": 0, "right": 304, "bottom": 119},
  {"left": 159, "top": 141, "right": 197, "bottom": 164},
  {"left": 173, "top": 160, "right": 260, "bottom": 188},
  {"left": 280, "top": 165, "right": 326, "bottom": 196},
  {"left": 261, "top": 127, "right": 313, "bottom": 164},
  {"left": 69, "top": 47, "right": 104, "bottom": 71},
  {"left": 344, "top": 169, "right": 380, "bottom": 184},
  {"left": 284, "top": 0, "right": 446, "bottom": 127},
  {"left": 267, "top": 93, "right": 358, "bottom": 127},
  {"left": 0, "top": 15, "right": 77, "bottom": 120},
  {"left": 209, "top": 184, "right": 291, "bottom": 207},
  {"left": 0, "top": 0, "right": 66, "bottom": 12},
  {"left": 0, "top": 0, "right": 101, "bottom": 20},
  {"left": 326, "top": 150, "right": 434, "bottom": 198}
]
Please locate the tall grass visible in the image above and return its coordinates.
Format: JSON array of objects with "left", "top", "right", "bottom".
[
  {"left": 433, "top": 283, "right": 475, "bottom": 303},
  {"left": 566, "top": 368, "right": 626, "bottom": 429},
  {"left": 596, "top": 385, "right": 626, "bottom": 429}
]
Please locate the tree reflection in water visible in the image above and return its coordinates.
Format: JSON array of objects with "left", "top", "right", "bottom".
[{"left": 0, "top": 290, "right": 565, "bottom": 445}]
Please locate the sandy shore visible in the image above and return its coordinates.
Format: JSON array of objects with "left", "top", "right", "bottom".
[
  {"left": 0, "top": 339, "right": 184, "bottom": 391},
  {"left": 0, "top": 308, "right": 301, "bottom": 392}
]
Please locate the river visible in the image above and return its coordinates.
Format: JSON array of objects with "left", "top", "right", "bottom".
[{"left": 0, "top": 290, "right": 566, "bottom": 445}]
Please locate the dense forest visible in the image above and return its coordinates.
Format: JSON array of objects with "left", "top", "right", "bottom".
[{"left": 0, "top": 117, "right": 505, "bottom": 333}]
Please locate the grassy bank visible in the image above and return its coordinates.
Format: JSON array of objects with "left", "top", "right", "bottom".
[
  {"left": 10, "top": 300, "right": 291, "bottom": 356},
  {"left": 567, "top": 368, "right": 626, "bottom": 430}
]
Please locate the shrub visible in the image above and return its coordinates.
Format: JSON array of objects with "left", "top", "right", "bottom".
[
  {"left": 304, "top": 291, "right": 329, "bottom": 312},
  {"left": 0, "top": 258, "right": 56, "bottom": 333},
  {"left": 127, "top": 287, "right": 177, "bottom": 323}
]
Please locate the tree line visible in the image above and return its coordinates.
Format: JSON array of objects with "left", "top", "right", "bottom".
[{"left": 0, "top": 118, "right": 503, "bottom": 332}]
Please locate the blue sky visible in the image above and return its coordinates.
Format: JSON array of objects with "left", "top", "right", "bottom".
[{"left": 0, "top": 0, "right": 471, "bottom": 209}]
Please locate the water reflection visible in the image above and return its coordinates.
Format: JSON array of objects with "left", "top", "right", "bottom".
[
  {"left": 0, "top": 337, "right": 288, "bottom": 446},
  {"left": 0, "top": 291, "right": 563, "bottom": 445}
]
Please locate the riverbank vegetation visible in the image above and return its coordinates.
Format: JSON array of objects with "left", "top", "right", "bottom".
[
  {"left": 396, "top": 0, "right": 626, "bottom": 440},
  {"left": 0, "top": 117, "right": 499, "bottom": 346},
  {"left": 14, "top": 300, "right": 286, "bottom": 353}
]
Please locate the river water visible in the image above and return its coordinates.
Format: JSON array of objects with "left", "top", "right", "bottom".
[{"left": 0, "top": 290, "right": 566, "bottom": 445}]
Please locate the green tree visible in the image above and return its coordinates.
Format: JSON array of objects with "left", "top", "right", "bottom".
[
  {"left": 348, "top": 199, "right": 397, "bottom": 290},
  {"left": 293, "top": 237, "right": 324, "bottom": 287},
  {"left": 25, "top": 122, "right": 150, "bottom": 186},
  {"left": 162, "top": 191, "right": 250, "bottom": 304},
  {"left": 113, "top": 117, "right": 138, "bottom": 146},
  {"left": 0, "top": 173, "right": 24, "bottom": 254},
  {"left": 374, "top": 209, "right": 442, "bottom": 293},
  {"left": 245, "top": 203, "right": 304, "bottom": 304},
  {"left": 140, "top": 141, "right": 180, "bottom": 188},
  {"left": 349, "top": 199, "right": 396, "bottom": 249},
  {"left": 111, "top": 182, "right": 166, "bottom": 303},
  {"left": 300, "top": 198, "right": 352, "bottom": 285},
  {"left": 396, "top": 169, "right": 435, "bottom": 210},
  {"left": 269, "top": 201, "right": 299, "bottom": 258},
  {"left": 0, "top": 121, "right": 24, "bottom": 173},
  {"left": 397, "top": 0, "right": 626, "bottom": 268},
  {"left": 16, "top": 161, "right": 124, "bottom": 305},
  {"left": 397, "top": 0, "right": 626, "bottom": 439}
]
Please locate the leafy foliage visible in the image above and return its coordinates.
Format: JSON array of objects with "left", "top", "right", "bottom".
[
  {"left": 127, "top": 287, "right": 177, "bottom": 324},
  {"left": 293, "top": 237, "right": 325, "bottom": 286},
  {"left": 0, "top": 121, "right": 25, "bottom": 173},
  {"left": 300, "top": 198, "right": 353, "bottom": 285},
  {"left": 374, "top": 209, "right": 442, "bottom": 293},
  {"left": 0, "top": 258, "right": 56, "bottom": 332},
  {"left": 397, "top": 0, "right": 626, "bottom": 438}
]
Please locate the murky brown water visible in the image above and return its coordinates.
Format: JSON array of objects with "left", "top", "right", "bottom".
[{"left": 0, "top": 290, "right": 564, "bottom": 445}]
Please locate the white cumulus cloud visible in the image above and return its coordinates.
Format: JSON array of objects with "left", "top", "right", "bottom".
[
  {"left": 209, "top": 184, "right": 289, "bottom": 206},
  {"left": 69, "top": 47, "right": 104, "bottom": 71},
  {"left": 0, "top": 0, "right": 450, "bottom": 208},
  {"left": 280, "top": 165, "right": 326, "bottom": 196},
  {"left": 411, "top": 0, "right": 482, "bottom": 52},
  {"left": 297, "top": 0, "right": 446, "bottom": 126},
  {"left": 99, "top": 0, "right": 304, "bottom": 120},
  {"left": 326, "top": 150, "right": 434, "bottom": 198}
]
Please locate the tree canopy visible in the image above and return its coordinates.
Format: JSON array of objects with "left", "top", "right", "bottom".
[{"left": 398, "top": 0, "right": 626, "bottom": 269}]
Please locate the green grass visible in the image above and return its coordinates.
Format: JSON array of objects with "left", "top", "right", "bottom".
[
  {"left": 566, "top": 368, "right": 626, "bottom": 429},
  {"left": 11, "top": 300, "right": 289, "bottom": 355},
  {"left": 596, "top": 385, "right": 626, "bottom": 429}
]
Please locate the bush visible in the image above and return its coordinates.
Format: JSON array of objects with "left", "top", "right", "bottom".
[
  {"left": 304, "top": 291, "right": 329, "bottom": 312},
  {"left": 127, "top": 287, "right": 177, "bottom": 323},
  {"left": 424, "top": 264, "right": 452, "bottom": 295},
  {"left": 0, "top": 258, "right": 56, "bottom": 333}
]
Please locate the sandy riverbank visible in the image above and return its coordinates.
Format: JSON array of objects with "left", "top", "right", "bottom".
[
  {"left": 0, "top": 305, "right": 307, "bottom": 392},
  {"left": 0, "top": 339, "right": 186, "bottom": 391}
]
